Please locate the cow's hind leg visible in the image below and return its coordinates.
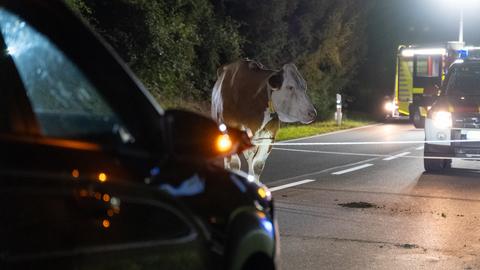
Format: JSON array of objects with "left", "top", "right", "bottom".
[
  {"left": 243, "top": 146, "right": 257, "bottom": 177},
  {"left": 224, "top": 154, "right": 241, "bottom": 171}
]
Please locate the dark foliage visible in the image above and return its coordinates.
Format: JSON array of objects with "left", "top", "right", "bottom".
[{"left": 65, "top": 0, "right": 371, "bottom": 117}]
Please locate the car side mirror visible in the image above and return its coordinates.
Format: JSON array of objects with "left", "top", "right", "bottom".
[{"left": 162, "top": 109, "right": 252, "bottom": 162}]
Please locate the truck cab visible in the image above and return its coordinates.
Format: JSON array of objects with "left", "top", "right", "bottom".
[{"left": 385, "top": 42, "right": 465, "bottom": 128}]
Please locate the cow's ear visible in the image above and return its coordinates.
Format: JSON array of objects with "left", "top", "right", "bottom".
[{"left": 268, "top": 72, "right": 283, "bottom": 90}]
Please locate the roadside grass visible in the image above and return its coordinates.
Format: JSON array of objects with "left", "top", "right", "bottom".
[{"left": 276, "top": 116, "right": 375, "bottom": 141}]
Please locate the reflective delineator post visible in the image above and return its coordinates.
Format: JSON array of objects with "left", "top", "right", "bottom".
[{"left": 335, "top": 93, "right": 342, "bottom": 126}]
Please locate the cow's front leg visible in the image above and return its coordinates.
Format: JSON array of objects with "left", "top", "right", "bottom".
[
  {"left": 252, "top": 141, "right": 273, "bottom": 183},
  {"left": 245, "top": 141, "right": 273, "bottom": 184},
  {"left": 224, "top": 154, "right": 241, "bottom": 171}
]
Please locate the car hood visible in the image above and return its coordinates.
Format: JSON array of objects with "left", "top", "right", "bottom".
[{"left": 433, "top": 95, "right": 480, "bottom": 113}]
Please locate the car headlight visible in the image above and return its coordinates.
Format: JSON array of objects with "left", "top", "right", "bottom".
[
  {"left": 432, "top": 111, "right": 452, "bottom": 129},
  {"left": 384, "top": 101, "right": 394, "bottom": 111}
]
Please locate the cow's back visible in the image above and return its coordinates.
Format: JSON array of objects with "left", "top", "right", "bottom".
[{"left": 212, "top": 60, "right": 274, "bottom": 133}]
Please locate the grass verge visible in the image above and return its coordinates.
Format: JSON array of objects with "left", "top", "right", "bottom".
[{"left": 276, "top": 118, "right": 375, "bottom": 141}]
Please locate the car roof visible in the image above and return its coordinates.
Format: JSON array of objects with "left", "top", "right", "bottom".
[{"left": 450, "top": 59, "right": 480, "bottom": 70}]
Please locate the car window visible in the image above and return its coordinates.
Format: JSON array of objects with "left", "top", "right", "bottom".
[
  {"left": 0, "top": 8, "right": 133, "bottom": 143},
  {"left": 446, "top": 65, "right": 480, "bottom": 96},
  {"left": 416, "top": 55, "right": 441, "bottom": 78}
]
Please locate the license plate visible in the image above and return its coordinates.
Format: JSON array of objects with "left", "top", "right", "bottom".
[{"left": 464, "top": 130, "right": 480, "bottom": 141}]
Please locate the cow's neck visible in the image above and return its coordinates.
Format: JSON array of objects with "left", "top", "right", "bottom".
[
  {"left": 251, "top": 112, "right": 279, "bottom": 144},
  {"left": 266, "top": 86, "right": 277, "bottom": 118},
  {"left": 260, "top": 108, "right": 274, "bottom": 131},
  {"left": 258, "top": 88, "right": 278, "bottom": 136}
]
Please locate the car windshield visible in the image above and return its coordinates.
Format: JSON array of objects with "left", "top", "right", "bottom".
[{"left": 446, "top": 65, "right": 480, "bottom": 96}]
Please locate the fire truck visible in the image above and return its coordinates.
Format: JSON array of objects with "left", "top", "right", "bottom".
[{"left": 384, "top": 42, "right": 467, "bottom": 128}]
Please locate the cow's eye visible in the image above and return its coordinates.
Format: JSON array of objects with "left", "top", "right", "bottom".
[{"left": 287, "top": 86, "right": 294, "bottom": 90}]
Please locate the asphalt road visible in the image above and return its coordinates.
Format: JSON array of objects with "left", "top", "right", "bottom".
[{"left": 261, "top": 122, "right": 480, "bottom": 270}]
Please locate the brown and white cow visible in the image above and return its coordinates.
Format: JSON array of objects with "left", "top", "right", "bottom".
[{"left": 211, "top": 59, "right": 316, "bottom": 183}]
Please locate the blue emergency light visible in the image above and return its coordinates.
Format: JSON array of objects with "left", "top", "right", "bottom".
[{"left": 458, "top": 49, "right": 468, "bottom": 59}]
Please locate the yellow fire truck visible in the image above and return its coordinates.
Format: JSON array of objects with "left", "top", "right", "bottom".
[{"left": 385, "top": 42, "right": 465, "bottom": 128}]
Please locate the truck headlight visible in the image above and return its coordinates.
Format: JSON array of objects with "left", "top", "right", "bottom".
[{"left": 432, "top": 111, "right": 452, "bottom": 129}]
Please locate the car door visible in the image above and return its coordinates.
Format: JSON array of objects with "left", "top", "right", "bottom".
[
  {"left": 0, "top": 175, "right": 211, "bottom": 270},
  {"left": 0, "top": 4, "right": 211, "bottom": 270}
]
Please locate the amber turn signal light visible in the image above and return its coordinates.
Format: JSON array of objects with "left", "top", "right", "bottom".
[{"left": 216, "top": 134, "right": 233, "bottom": 153}]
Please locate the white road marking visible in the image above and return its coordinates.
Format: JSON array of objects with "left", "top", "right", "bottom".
[
  {"left": 269, "top": 179, "right": 316, "bottom": 192},
  {"left": 272, "top": 147, "right": 480, "bottom": 161},
  {"left": 273, "top": 147, "right": 386, "bottom": 158},
  {"left": 267, "top": 157, "right": 378, "bottom": 185},
  {"left": 416, "top": 146, "right": 424, "bottom": 150},
  {"left": 331, "top": 164, "right": 374, "bottom": 175},
  {"left": 258, "top": 139, "right": 480, "bottom": 147},
  {"left": 383, "top": 152, "right": 411, "bottom": 161}
]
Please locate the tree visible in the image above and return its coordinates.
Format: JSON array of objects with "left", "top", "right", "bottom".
[
  {"left": 66, "top": 0, "right": 242, "bottom": 110},
  {"left": 66, "top": 0, "right": 371, "bottom": 116},
  {"left": 219, "top": 0, "right": 290, "bottom": 67}
]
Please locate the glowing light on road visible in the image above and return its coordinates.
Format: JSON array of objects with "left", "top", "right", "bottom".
[{"left": 219, "top": 123, "right": 227, "bottom": 132}]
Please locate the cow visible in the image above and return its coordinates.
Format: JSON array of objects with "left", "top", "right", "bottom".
[{"left": 211, "top": 59, "right": 317, "bottom": 183}]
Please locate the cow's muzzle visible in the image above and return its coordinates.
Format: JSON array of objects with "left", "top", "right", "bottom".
[{"left": 301, "top": 109, "right": 317, "bottom": 124}]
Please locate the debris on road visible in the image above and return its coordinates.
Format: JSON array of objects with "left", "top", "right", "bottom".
[
  {"left": 396, "top": 243, "right": 419, "bottom": 249},
  {"left": 338, "top": 202, "right": 376, "bottom": 208}
]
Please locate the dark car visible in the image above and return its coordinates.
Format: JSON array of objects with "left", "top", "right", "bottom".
[
  {"left": 0, "top": 1, "right": 278, "bottom": 269},
  {"left": 424, "top": 59, "right": 480, "bottom": 171}
]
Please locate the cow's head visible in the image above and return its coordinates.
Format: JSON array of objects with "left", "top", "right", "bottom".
[{"left": 268, "top": 63, "right": 317, "bottom": 124}]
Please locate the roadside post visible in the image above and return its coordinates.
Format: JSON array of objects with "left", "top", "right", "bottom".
[{"left": 335, "top": 93, "right": 342, "bottom": 126}]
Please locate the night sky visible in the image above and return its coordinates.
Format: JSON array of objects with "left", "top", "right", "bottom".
[{"left": 362, "top": 0, "right": 480, "bottom": 96}]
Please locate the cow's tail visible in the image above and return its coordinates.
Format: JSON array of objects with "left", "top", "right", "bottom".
[{"left": 211, "top": 68, "right": 226, "bottom": 123}]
